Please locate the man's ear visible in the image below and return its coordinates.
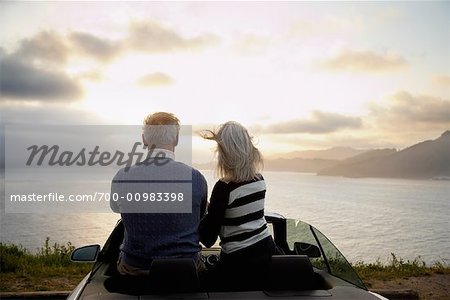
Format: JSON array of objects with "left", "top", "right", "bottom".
[
  {"left": 142, "top": 134, "right": 148, "bottom": 146},
  {"left": 174, "top": 133, "right": 179, "bottom": 147}
]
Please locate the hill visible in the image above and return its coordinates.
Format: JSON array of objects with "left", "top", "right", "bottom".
[
  {"left": 267, "top": 147, "right": 367, "bottom": 160},
  {"left": 207, "top": 147, "right": 368, "bottom": 173},
  {"left": 194, "top": 158, "right": 338, "bottom": 173},
  {"left": 317, "top": 131, "right": 450, "bottom": 179},
  {"left": 264, "top": 157, "right": 338, "bottom": 173}
]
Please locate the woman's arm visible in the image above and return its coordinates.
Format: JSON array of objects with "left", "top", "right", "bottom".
[{"left": 199, "top": 181, "right": 229, "bottom": 248}]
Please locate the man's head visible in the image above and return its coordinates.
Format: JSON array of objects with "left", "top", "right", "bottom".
[{"left": 142, "top": 112, "right": 180, "bottom": 150}]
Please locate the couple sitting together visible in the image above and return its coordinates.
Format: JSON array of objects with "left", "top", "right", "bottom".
[{"left": 111, "top": 112, "right": 276, "bottom": 284}]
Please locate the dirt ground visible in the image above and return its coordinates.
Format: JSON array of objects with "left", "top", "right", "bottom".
[{"left": 366, "top": 273, "right": 450, "bottom": 300}]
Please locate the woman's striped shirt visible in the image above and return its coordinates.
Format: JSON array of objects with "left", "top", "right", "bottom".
[{"left": 199, "top": 175, "right": 270, "bottom": 254}]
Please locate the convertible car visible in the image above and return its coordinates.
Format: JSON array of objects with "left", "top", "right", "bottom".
[{"left": 68, "top": 213, "right": 387, "bottom": 299}]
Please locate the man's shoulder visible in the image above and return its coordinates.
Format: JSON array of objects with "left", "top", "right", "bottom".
[
  {"left": 167, "top": 160, "right": 203, "bottom": 174},
  {"left": 113, "top": 161, "right": 205, "bottom": 179},
  {"left": 190, "top": 166, "right": 205, "bottom": 178},
  {"left": 175, "top": 163, "right": 207, "bottom": 184},
  {"left": 112, "top": 167, "right": 129, "bottom": 181},
  {"left": 112, "top": 162, "right": 145, "bottom": 177}
]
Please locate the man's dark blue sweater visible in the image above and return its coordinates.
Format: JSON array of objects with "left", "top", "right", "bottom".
[{"left": 111, "top": 149, "right": 207, "bottom": 269}]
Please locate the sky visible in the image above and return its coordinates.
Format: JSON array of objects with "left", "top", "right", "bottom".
[{"left": 0, "top": 1, "right": 449, "bottom": 160}]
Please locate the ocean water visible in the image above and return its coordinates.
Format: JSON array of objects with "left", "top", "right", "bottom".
[{"left": 1, "top": 171, "right": 449, "bottom": 264}]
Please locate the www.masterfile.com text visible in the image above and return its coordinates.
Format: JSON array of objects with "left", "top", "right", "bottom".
[{"left": 9, "top": 192, "right": 185, "bottom": 202}]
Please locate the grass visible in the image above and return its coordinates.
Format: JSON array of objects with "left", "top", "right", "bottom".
[
  {"left": 353, "top": 253, "right": 450, "bottom": 282},
  {"left": 0, "top": 238, "right": 92, "bottom": 292}
]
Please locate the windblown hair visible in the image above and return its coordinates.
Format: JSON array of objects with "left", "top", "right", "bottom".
[
  {"left": 201, "top": 121, "right": 263, "bottom": 183},
  {"left": 142, "top": 112, "right": 180, "bottom": 146}
]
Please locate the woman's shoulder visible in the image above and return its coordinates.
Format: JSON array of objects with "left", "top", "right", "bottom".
[
  {"left": 219, "top": 174, "right": 265, "bottom": 189},
  {"left": 213, "top": 179, "right": 230, "bottom": 190}
]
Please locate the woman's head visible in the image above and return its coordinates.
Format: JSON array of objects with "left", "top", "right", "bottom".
[{"left": 202, "top": 121, "right": 263, "bottom": 182}]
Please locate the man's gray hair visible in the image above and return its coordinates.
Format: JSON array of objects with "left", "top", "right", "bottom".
[{"left": 143, "top": 125, "right": 179, "bottom": 146}]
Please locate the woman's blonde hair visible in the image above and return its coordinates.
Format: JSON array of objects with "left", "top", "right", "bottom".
[{"left": 201, "top": 121, "right": 263, "bottom": 182}]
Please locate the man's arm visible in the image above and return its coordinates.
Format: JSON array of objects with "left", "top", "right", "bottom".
[{"left": 200, "top": 174, "right": 208, "bottom": 219}]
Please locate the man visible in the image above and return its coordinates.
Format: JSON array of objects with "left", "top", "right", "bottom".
[{"left": 111, "top": 112, "right": 207, "bottom": 275}]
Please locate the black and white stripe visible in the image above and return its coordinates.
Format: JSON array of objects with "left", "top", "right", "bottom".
[{"left": 220, "top": 179, "right": 270, "bottom": 253}]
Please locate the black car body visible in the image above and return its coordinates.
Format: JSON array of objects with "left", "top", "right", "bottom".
[{"left": 68, "top": 213, "right": 387, "bottom": 300}]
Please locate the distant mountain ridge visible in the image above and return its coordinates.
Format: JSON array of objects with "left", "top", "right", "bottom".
[
  {"left": 194, "top": 158, "right": 339, "bottom": 173},
  {"left": 193, "top": 147, "right": 361, "bottom": 172},
  {"left": 318, "top": 131, "right": 450, "bottom": 179},
  {"left": 267, "top": 147, "right": 367, "bottom": 160},
  {"left": 264, "top": 158, "right": 338, "bottom": 173},
  {"left": 194, "top": 131, "right": 450, "bottom": 179}
]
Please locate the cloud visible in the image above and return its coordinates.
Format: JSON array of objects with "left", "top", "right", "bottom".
[
  {"left": 0, "top": 54, "right": 83, "bottom": 102},
  {"left": 318, "top": 49, "right": 408, "bottom": 73},
  {"left": 370, "top": 91, "right": 450, "bottom": 125},
  {"left": 1, "top": 19, "right": 220, "bottom": 103},
  {"left": 15, "top": 31, "right": 69, "bottom": 65},
  {"left": 5, "top": 19, "right": 219, "bottom": 68},
  {"left": 263, "top": 111, "right": 362, "bottom": 134},
  {"left": 367, "top": 92, "right": 450, "bottom": 148},
  {"left": 76, "top": 70, "right": 103, "bottom": 82},
  {"left": 288, "top": 16, "right": 364, "bottom": 38},
  {"left": 69, "top": 32, "right": 122, "bottom": 62},
  {"left": 127, "top": 20, "right": 219, "bottom": 53},
  {"left": 269, "top": 133, "right": 389, "bottom": 150},
  {"left": 0, "top": 104, "right": 114, "bottom": 170},
  {"left": 287, "top": 20, "right": 315, "bottom": 38},
  {"left": 136, "top": 72, "right": 174, "bottom": 87},
  {"left": 431, "top": 74, "right": 450, "bottom": 87},
  {"left": 192, "top": 123, "right": 221, "bottom": 134},
  {"left": 232, "top": 34, "right": 271, "bottom": 56},
  {"left": 0, "top": 103, "right": 105, "bottom": 125}
]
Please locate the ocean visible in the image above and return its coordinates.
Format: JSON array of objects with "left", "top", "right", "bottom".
[{"left": 1, "top": 170, "right": 449, "bottom": 264}]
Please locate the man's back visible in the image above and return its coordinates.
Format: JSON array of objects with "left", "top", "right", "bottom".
[{"left": 111, "top": 155, "right": 207, "bottom": 269}]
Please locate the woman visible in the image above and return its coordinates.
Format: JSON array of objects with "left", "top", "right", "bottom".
[{"left": 199, "top": 121, "right": 276, "bottom": 287}]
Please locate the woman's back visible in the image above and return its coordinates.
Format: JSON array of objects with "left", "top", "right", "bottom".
[
  {"left": 216, "top": 175, "right": 269, "bottom": 254},
  {"left": 199, "top": 121, "right": 276, "bottom": 267}
]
